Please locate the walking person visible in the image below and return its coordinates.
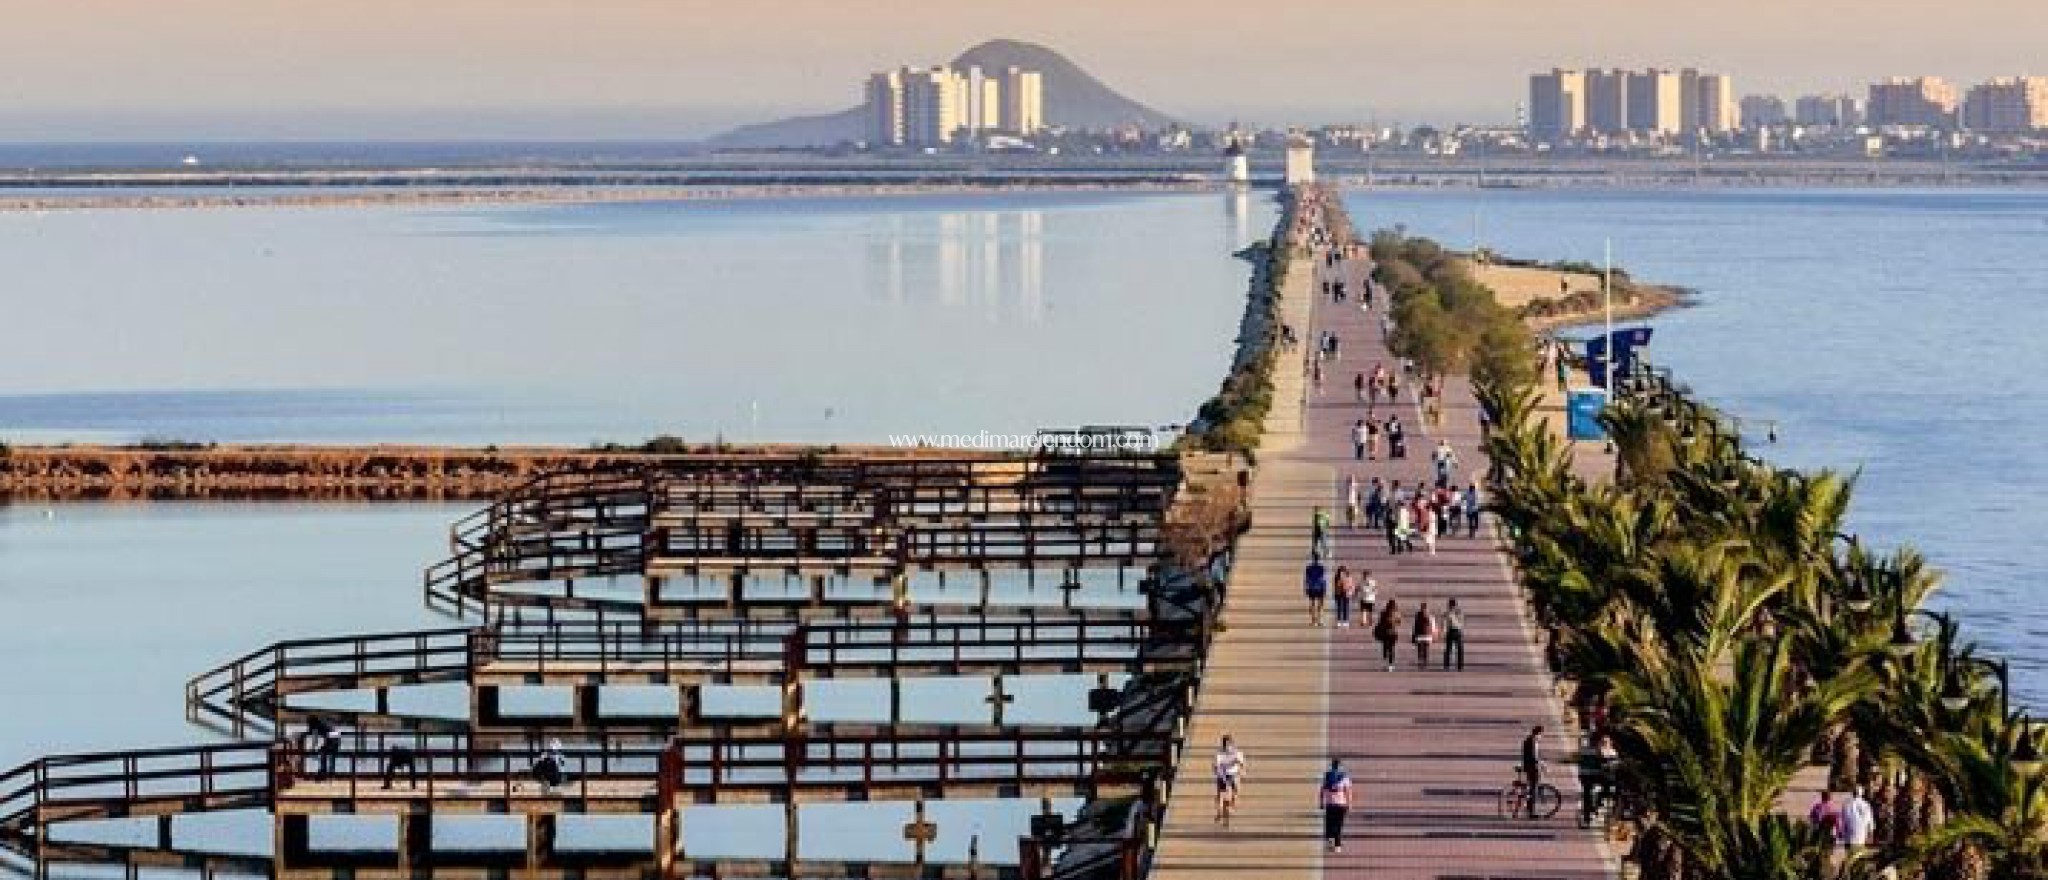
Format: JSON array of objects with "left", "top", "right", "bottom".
[
  {"left": 1434, "top": 485, "right": 1456, "bottom": 538},
  {"left": 1365, "top": 365, "right": 1382, "bottom": 411},
  {"left": 1364, "top": 477, "right": 1386, "bottom": 530},
  {"left": 1418, "top": 497, "right": 1439, "bottom": 555},
  {"left": 1443, "top": 598, "right": 1466, "bottom": 671},
  {"left": 1214, "top": 735, "right": 1247, "bottom": 826},
  {"left": 1333, "top": 566, "right": 1356, "bottom": 628},
  {"left": 1412, "top": 602, "right": 1437, "bottom": 668},
  {"left": 1318, "top": 759, "right": 1354, "bottom": 854},
  {"left": 1359, "top": 570, "right": 1378, "bottom": 623},
  {"left": 1432, "top": 439, "right": 1459, "bottom": 490},
  {"left": 1391, "top": 501, "right": 1413, "bottom": 556},
  {"left": 1463, "top": 483, "right": 1484, "bottom": 538},
  {"left": 1353, "top": 371, "right": 1367, "bottom": 404},
  {"left": 1351, "top": 419, "right": 1369, "bottom": 461},
  {"left": 1312, "top": 507, "right": 1332, "bottom": 558},
  {"left": 1386, "top": 416, "right": 1406, "bottom": 460},
  {"left": 1843, "top": 786, "right": 1876, "bottom": 851},
  {"left": 1365, "top": 417, "right": 1380, "bottom": 460},
  {"left": 1808, "top": 791, "right": 1843, "bottom": 844},
  {"left": 1304, "top": 554, "right": 1329, "bottom": 627},
  {"left": 1374, "top": 601, "right": 1403, "bottom": 672}
]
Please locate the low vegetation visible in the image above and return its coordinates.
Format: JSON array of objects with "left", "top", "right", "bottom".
[
  {"left": 1369, "top": 230, "right": 1537, "bottom": 391},
  {"left": 1183, "top": 225, "right": 1294, "bottom": 457}
]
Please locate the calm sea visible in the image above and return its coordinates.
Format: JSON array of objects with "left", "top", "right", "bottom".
[
  {"left": 0, "top": 190, "right": 1272, "bottom": 445},
  {"left": 1344, "top": 187, "right": 2048, "bottom": 705}
]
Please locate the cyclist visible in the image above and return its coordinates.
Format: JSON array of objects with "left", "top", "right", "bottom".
[
  {"left": 1520, "top": 725, "right": 1546, "bottom": 818},
  {"left": 1213, "top": 735, "right": 1247, "bottom": 825}
]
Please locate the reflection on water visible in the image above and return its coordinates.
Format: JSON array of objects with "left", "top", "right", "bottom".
[
  {"left": 1227, "top": 187, "right": 1252, "bottom": 249},
  {"left": 0, "top": 191, "right": 1276, "bottom": 445},
  {"left": 866, "top": 210, "right": 1046, "bottom": 324}
]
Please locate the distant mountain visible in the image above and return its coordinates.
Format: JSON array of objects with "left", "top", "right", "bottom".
[{"left": 702, "top": 39, "right": 1178, "bottom": 149}]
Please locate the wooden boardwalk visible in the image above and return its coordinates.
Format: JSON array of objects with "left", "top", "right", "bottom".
[{"left": 1153, "top": 206, "right": 1616, "bottom": 880}]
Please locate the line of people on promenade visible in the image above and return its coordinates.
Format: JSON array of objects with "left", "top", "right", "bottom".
[
  {"left": 1328, "top": 474, "right": 1485, "bottom": 558},
  {"left": 1305, "top": 512, "right": 1469, "bottom": 672}
]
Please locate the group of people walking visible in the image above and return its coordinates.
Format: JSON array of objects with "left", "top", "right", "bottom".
[
  {"left": 1332, "top": 470, "right": 1485, "bottom": 558},
  {"left": 1210, "top": 231, "right": 1548, "bottom": 859}
]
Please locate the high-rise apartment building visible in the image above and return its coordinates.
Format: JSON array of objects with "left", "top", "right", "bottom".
[
  {"left": 1867, "top": 77, "right": 1959, "bottom": 128},
  {"left": 962, "top": 67, "right": 1002, "bottom": 136},
  {"left": 1525, "top": 65, "right": 1731, "bottom": 139},
  {"left": 1584, "top": 69, "right": 1631, "bottom": 134},
  {"left": 1626, "top": 69, "right": 1686, "bottom": 136},
  {"left": 1962, "top": 76, "right": 2048, "bottom": 133},
  {"left": 1795, "top": 94, "right": 1861, "bottom": 128},
  {"left": 864, "top": 63, "right": 1041, "bottom": 147},
  {"left": 865, "top": 70, "right": 906, "bottom": 146},
  {"left": 1694, "top": 73, "right": 1737, "bottom": 134},
  {"left": 1741, "top": 95, "right": 1788, "bottom": 128},
  {"left": 902, "top": 66, "right": 963, "bottom": 146},
  {"left": 1528, "top": 69, "right": 1587, "bottom": 142},
  {"left": 999, "top": 67, "right": 1044, "bottom": 135}
]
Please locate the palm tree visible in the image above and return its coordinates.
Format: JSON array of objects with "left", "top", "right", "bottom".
[
  {"left": 1609, "top": 631, "right": 1876, "bottom": 879},
  {"left": 1891, "top": 716, "right": 2048, "bottom": 880}
]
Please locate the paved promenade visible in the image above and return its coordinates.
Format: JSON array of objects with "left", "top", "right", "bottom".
[{"left": 1153, "top": 205, "right": 1614, "bottom": 880}]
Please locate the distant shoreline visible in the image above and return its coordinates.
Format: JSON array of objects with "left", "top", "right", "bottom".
[{"left": 0, "top": 179, "right": 1217, "bottom": 213}]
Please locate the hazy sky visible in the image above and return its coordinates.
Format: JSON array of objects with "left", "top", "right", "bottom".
[{"left": 2, "top": 0, "right": 2041, "bottom": 140}]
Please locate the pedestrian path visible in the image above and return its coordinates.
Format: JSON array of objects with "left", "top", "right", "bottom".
[
  {"left": 1151, "top": 217, "right": 1331, "bottom": 880},
  {"left": 1152, "top": 202, "right": 1615, "bottom": 880}
]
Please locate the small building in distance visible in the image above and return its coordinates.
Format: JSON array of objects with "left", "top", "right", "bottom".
[
  {"left": 1224, "top": 138, "right": 1250, "bottom": 186},
  {"left": 1283, "top": 130, "right": 1316, "bottom": 185}
]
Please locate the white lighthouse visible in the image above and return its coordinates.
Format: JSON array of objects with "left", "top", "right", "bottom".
[{"left": 1224, "top": 138, "right": 1250, "bottom": 186}]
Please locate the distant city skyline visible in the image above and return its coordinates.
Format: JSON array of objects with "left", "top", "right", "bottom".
[{"left": 3, "top": 0, "right": 2046, "bottom": 140}]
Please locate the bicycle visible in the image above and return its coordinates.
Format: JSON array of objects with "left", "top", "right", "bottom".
[
  {"left": 1576, "top": 777, "right": 1645, "bottom": 829},
  {"left": 1498, "top": 765, "right": 1563, "bottom": 820}
]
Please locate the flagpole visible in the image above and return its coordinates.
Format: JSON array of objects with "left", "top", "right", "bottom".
[{"left": 1603, "top": 238, "right": 1614, "bottom": 391}]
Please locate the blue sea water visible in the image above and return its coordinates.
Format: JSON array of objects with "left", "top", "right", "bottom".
[{"left": 1344, "top": 187, "right": 2048, "bottom": 705}]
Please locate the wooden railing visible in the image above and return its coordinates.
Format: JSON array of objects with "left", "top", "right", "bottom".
[
  {"left": 0, "top": 743, "right": 272, "bottom": 841},
  {"left": 424, "top": 455, "right": 1183, "bottom": 619},
  {"left": 186, "top": 612, "right": 1158, "bottom": 737},
  {"left": 273, "top": 728, "right": 1169, "bottom": 804}
]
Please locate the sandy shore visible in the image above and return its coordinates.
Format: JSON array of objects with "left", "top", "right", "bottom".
[
  {"left": 1463, "top": 258, "right": 1684, "bottom": 458},
  {"left": 1467, "top": 259, "right": 1688, "bottom": 331}
]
